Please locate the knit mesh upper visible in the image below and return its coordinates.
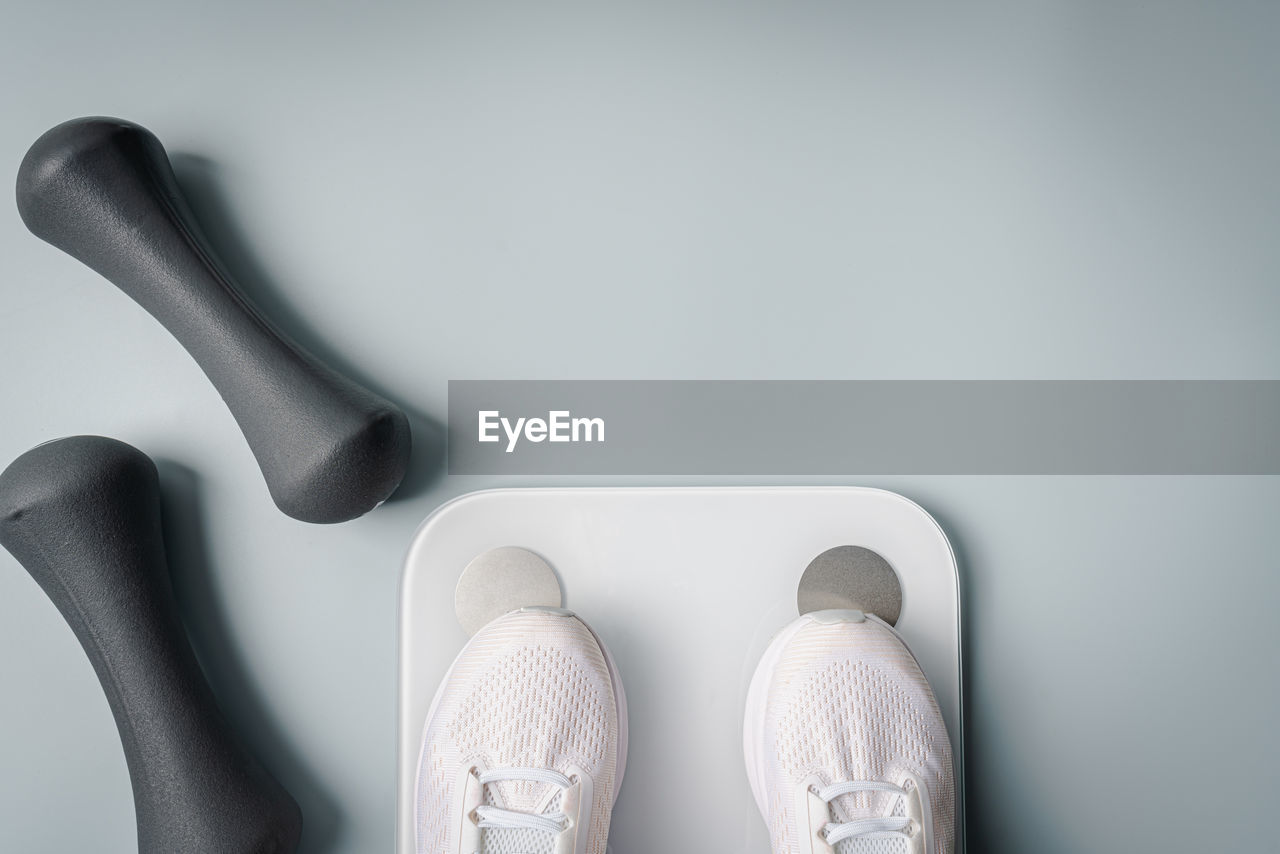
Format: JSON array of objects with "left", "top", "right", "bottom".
[
  {"left": 760, "top": 615, "right": 955, "bottom": 854},
  {"left": 414, "top": 610, "right": 619, "bottom": 854}
]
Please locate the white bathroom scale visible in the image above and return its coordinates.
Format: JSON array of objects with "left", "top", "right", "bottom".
[{"left": 398, "top": 487, "right": 965, "bottom": 852}]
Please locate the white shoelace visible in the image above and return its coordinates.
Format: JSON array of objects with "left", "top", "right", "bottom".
[
  {"left": 473, "top": 767, "right": 574, "bottom": 840},
  {"left": 816, "top": 780, "right": 913, "bottom": 844}
]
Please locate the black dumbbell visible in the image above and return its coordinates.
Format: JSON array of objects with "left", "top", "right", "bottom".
[
  {"left": 16, "top": 118, "right": 411, "bottom": 524},
  {"left": 0, "top": 436, "right": 302, "bottom": 853}
]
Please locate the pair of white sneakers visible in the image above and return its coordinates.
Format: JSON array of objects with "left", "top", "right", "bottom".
[{"left": 414, "top": 607, "right": 955, "bottom": 854}]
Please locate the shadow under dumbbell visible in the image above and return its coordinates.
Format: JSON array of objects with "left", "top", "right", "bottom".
[
  {"left": 169, "top": 153, "right": 446, "bottom": 506},
  {"left": 156, "top": 460, "right": 344, "bottom": 853}
]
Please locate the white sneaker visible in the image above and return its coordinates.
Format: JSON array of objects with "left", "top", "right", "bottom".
[
  {"left": 414, "top": 607, "right": 627, "bottom": 854},
  {"left": 744, "top": 610, "right": 955, "bottom": 854}
]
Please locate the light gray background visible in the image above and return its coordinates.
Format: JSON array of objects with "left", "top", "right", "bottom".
[{"left": 0, "top": 2, "right": 1276, "bottom": 852}]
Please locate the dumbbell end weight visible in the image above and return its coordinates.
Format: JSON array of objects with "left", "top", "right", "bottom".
[{"left": 0, "top": 436, "right": 303, "bottom": 853}]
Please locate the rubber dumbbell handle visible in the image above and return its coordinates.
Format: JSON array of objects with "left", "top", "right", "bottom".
[
  {"left": 15, "top": 118, "right": 411, "bottom": 523},
  {"left": 0, "top": 436, "right": 302, "bottom": 853}
]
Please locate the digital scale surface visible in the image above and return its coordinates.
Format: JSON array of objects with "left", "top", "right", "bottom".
[{"left": 398, "top": 487, "right": 965, "bottom": 852}]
